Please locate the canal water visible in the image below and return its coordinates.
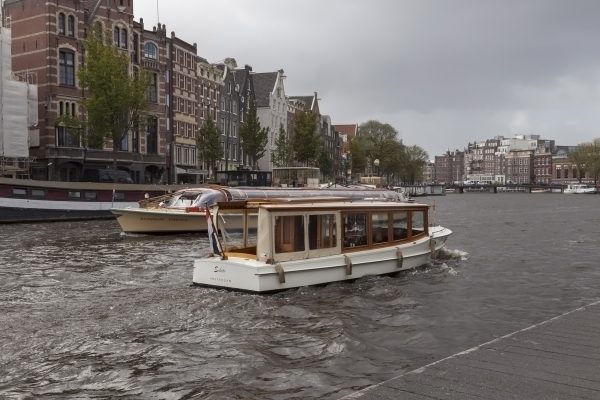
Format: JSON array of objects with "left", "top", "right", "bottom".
[{"left": 1, "top": 193, "right": 599, "bottom": 399}]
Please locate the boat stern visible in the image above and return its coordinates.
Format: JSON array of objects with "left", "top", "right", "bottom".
[{"left": 193, "top": 256, "right": 266, "bottom": 292}]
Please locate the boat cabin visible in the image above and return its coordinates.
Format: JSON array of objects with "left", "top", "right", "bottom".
[{"left": 216, "top": 200, "right": 430, "bottom": 263}]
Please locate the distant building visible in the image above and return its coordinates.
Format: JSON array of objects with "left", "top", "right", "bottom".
[
  {"left": 532, "top": 140, "right": 555, "bottom": 184},
  {"left": 434, "top": 150, "right": 464, "bottom": 184},
  {"left": 333, "top": 124, "right": 358, "bottom": 179},
  {"left": 505, "top": 150, "right": 534, "bottom": 184},
  {"left": 253, "top": 69, "right": 287, "bottom": 171},
  {"left": 210, "top": 58, "right": 235, "bottom": 173},
  {"left": 169, "top": 32, "right": 198, "bottom": 184},
  {"left": 234, "top": 64, "right": 255, "bottom": 168}
]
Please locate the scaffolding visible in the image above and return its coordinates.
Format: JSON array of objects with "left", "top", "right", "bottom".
[{"left": 0, "top": 24, "right": 38, "bottom": 179}]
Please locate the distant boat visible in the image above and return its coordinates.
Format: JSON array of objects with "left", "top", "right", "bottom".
[{"left": 563, "top": 183, "right": 597, "bottom": 194}]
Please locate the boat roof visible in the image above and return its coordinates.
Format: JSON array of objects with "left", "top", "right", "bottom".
[{"left": 217, "top": 198, "right": 427, "bottom": 211}]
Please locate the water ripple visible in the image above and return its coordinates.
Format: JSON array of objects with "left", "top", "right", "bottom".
[{"left": 2, "top": 195, "right": 600, "bottom": 399}]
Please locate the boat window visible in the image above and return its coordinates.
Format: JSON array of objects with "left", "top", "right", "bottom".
[
  {"left": 113, "top": 192, "right": 125, "bottom": 201},
  {"left": 309, "top": 214, "right": 337, "bottom": 250},
  {"left": 31, "top": 189, "right": 46, "bottom": 198},
  {"left": 12, "top": 188, "right": 27, "bottom": 196},
  {"left": 371, "top": 212, "right": 389, "bottom": 244},
  {"left": 275, "top": 215, "right": 305, "bottom": 253},
  {"left": 393, "top": 211, "right": 408, "bottom": 241},
  {"left": 411, "top": 210, "right": 425, "bottom": 236},
  {"left": 68, "top": 191, "right": 81, "bottom": 199},
  {"left": 343, "top": 213, "right": 368, "bottom": 248},
  {"left": 84, "top": 192, "right": 97, "bottom": 200}
]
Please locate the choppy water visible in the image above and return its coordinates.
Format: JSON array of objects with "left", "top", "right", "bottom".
[{"left": 1, "top": 193, "right": 600, "bottom": 399}]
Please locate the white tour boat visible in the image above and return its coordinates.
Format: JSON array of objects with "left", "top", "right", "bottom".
[
  {"left": 192, "top": 198, "right": 452, "bottom": 292},
  {"left": 563, "top": 183, "right": 597, "bottom": 194},
  {"left": 111, "top": 186, "right": 406, "bottom": 234}
]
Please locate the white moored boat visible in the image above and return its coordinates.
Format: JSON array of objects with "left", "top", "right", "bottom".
[
  {"left": 111, "top": 186, "right": 406, "bottom": 234},
  {"left": 192, "top": 198, "right": 452, "bottom": 292},
  {"left": 563, "top": 183, "right": 597, "bottom": 194}
]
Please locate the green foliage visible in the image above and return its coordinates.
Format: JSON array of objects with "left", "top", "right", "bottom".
[
  {"left": 239, "top": 97, "right": 269, "bottom": 169},
  {"left": 317, "top": 148, "right": 333, "bottom": 179},
  {"left": 292, "top": 110, "right": 320, "bottom": 166},
  {"left": 272, "top": 124, "right": 293, "bottom": 167},
  {"left": 349, "top": 119, "right": 429, "bottom": 185},
  {"left": 569, "top": 143, "right": 590, "bottom": 182},
  {"left": 571, "top": 139, "right": 600, "bottom": 184},
  {"left": 349, "top": 137, "right": 367, "bottom": 174},
  {"left": 358, "top": 120, "right": 398, "bottom": 161},
  {"left": 197, "top": 117, "right": 223, "bottom": 178},
  {"left": 379, "top": 140, "right": 405, "bottom": 181},
  {"left": 588, "top": 139, "right": 600, "bottom": 184},
  {"left": 78, "top": 27, "right": 149, "bottom": 166},
  {"left": 401, "top": 145, "right": 429, "bottom": 184}
]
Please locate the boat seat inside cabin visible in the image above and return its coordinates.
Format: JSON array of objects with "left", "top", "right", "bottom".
[{"left": 225, "top": 246, "right": 257, "bottom": 259}]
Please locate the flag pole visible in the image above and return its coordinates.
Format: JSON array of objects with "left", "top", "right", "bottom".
[{"left": 205, "top": 203, "right": 227, "bottom": 260}]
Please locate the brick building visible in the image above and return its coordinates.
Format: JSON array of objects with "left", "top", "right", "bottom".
[
  {"left": 169, "top": 31, "right": 198, "bottom": 184},
  {"left": 3, "top": 0, "right": 168, "bottom": 183}
]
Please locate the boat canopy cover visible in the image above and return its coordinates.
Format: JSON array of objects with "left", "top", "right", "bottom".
[
  {"left": 166, "top": 186, "right": 405, "bottom": 209},
  {"left": 224, "top": 187, "right": 404, "bottom": 202}
]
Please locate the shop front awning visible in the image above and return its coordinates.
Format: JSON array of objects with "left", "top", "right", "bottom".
[{"left": 176, "top": 167, "right": 208, "bottom": 175}]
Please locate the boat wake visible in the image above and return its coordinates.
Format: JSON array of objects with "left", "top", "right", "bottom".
[{"left": 434, "top": 247, "right": 469, "bottom": 261}]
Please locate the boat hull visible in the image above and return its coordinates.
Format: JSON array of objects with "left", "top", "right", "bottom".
[
  {"left": 112, "top": 208, "right": 209, "bottom": 233},
  {"left": 111, "top": 208, "right": 252, "bottom": 234},
  {"left": 0, "top": 177, "right": 188, "bottom": 223},
  {"left": 193, "top": 235, "right": 435, "bottom": 292}
]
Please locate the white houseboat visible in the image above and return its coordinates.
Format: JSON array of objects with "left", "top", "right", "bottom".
[
  {"left": 192, "top": 198, "right": 452, "bottom": 292},
  {"left": 563, "top": 183, "right": 597, "bottom": 194}
]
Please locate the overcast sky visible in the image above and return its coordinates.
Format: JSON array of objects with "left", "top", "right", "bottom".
[{"left": 135, "top": 0, "right": 600, "bottom": 159}]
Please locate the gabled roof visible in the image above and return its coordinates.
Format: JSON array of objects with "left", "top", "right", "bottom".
[
  {"left": 252, "top": 72, "right": 278, "bottom": 108},
  {"left": 288, "top": 96, "right": 315, "bottom": 112},
  {"left": 333, "top": 124, "right": 358, "bottom": 138}
]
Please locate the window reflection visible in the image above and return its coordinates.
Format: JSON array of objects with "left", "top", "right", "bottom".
[
  {"left": 393, "top": 211, "right": 408, "bottom": 241},
  {"left": 343, "top": 213, "right": 367, "bottom": 248},
  {"left": 371, "top": 212, "right": 389, "bottom": 244}
]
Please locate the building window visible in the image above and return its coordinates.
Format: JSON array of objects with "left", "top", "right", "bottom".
[
  {"left": 119, "top": 134, "right": 129, "bottom": 151},
  {"left": 67, "top": 15, "right": 75, "bottom": 37},
  {"left": 148, "top": 73, "right": 157, "bottom": 103},
  {"left": 133, "top": 33, "right": 139, "bottom": 63},
  {"left": 57, "top": 100, "right": 79, "bottom": 147},
  {"left": 120, "top": 28, "right": 128, "bottom": 49},
  {"left": 59, "top": 50, "right": 75, "bottom": 86},
  {"left": 146, "top": 116, "right": 158, "bottom": 154},
  {"left": 144, "top": 42, "right": 158, "bottom": 60},
  {"left": 113, "top": 27, "right": 128, "bottom": 49},
  {"left": 58, "top": 13, "right": 66, "bottom": 35}
]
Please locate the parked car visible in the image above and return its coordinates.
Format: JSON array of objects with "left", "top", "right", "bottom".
[{"left": 81, "top": 168, "right": 134, "bottom": 184}]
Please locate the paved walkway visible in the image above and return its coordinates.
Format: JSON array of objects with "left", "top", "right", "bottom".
[{"left": 343, "top": 300, "right": 600, "bottom": 399}]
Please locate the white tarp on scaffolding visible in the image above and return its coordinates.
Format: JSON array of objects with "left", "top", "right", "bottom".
[{"left": 1, "top": 26, "right": 36, "bottom": 158}]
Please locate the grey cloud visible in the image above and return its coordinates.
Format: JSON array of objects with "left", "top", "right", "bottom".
[{"left": 137, "top": 0, "right": 600, "bottom": 156}]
